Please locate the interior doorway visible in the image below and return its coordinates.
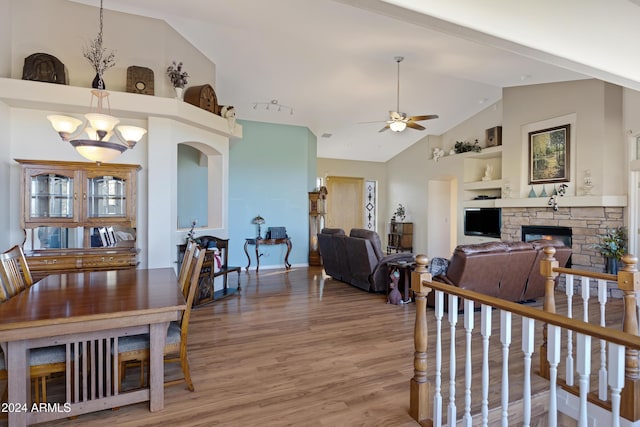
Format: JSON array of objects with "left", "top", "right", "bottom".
[
  {"left": 427, "top": 179, "right": 456, "bottom": 258},
  {"left": 325, "top": 176, "right": 364, "bottom": 234}
]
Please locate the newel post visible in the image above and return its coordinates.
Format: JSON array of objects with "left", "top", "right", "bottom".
[
  {"left": 409, "top": 254, "right": 433, "bottom": 423},
  {"left": 617, "top": 254, "right": 640, "bottom": 421},
  {"left": 539, "top": 246, "right": 558, "bottom": 379}
]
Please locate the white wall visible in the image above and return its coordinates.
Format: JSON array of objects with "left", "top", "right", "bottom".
[
  {"left": 0, "top": 1, "right": 235, "bottom": 269},
  {"left": 6, "top": 0, "right": 216, "bottom": 97}
]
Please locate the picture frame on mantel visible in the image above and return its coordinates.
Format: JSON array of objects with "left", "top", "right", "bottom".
[{"left": 528, "top": 124, "right": 570, "bottom": 184}]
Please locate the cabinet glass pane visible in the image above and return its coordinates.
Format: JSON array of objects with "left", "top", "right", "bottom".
[
  {"left": 87, "top": 176, "right": 127, "bottom": 217},
  {"left": 24, "top": 227, "right": 83, "bottom": 250},
  {"left": 29, "top": 174, "right": 74, "bottom": 218}
]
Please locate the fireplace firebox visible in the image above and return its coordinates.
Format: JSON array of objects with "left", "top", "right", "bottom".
[{"left": 522, "top": 225, "right": 572, "bottom": 266}]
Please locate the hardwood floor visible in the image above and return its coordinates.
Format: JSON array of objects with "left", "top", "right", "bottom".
[{"left": 0, "top": 266, "right": 624, "bottom": 426}]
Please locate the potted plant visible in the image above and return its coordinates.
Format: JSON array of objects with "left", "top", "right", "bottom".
[
  {"left": 166, "top": 61, "right": 189, "bottom": 98},
  {"left": 454, "top": 139, "right": 482, "bottom": 154},
  {"left": 592, "top": 226, "right": 627, "bottom": 274}
]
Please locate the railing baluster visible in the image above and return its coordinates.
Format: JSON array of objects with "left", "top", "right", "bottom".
[
  {"left": 500, "top": 310, "right": 511, "bottom": 427},
  {"left": 434, "top": 290, "right": 444, "bottom": 427},
  {"left": 548, "top": 324, "right": 561, "bottom": 427},
  {"left": 481, "top": 304, "right": 492, "bottom": 427},
  {"left": 609, "top": 342, "right": 625, "bottom": 427},
  {"left": 463, "top": 299, "right": 474, "bottom": 427},
  {"left": 522, "top": 317, "right": 535, "bottom": 427},
  {"left": 448, "top": 294, "right": 459, "bottom": 426},
  {"left": 565, "top": 274, "right": 574, "bottom": 386},
  {"left": 576, "top": 333, "right": 592, "bottom": 427},
  {"left": 598, "top": 279, "right": 608, "bottom": 401},
  {"left": 581, "top": 275, "right": 590, "bottom": 323}
]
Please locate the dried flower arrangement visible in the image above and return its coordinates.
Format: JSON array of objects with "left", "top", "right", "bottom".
[
  {"left": 167, "top": 61, "right": 189, "bottom": 88},
  {"left": 82, "top": 1, "right": 115, "bottom": 89}
]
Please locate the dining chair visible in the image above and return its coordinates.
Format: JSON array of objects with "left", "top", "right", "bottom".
[
  {"left": 0, "top": 245, "right": 66, "bottom": 403},
  {"left": 118, "top": 246, "right": 206, "bottom": 392},
  {"left": 0, "top": 347, "right": 6, "bottom": 404},
  {"left": 0, "top": 245, "right": 33, "bottom": 297},
  {"left": 178, "top": 240, "right": 197, "bottom": 298},
  {"left": 0, "top": 277, "right": 9, "bottom": 303}
]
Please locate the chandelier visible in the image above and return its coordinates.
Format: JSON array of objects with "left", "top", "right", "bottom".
[{"left": 47, "top": 0, "right": 146, "bottom": 163}]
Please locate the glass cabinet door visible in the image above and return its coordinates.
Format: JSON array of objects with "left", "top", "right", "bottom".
[
  {"left": 28, "top": 172, "right": 76, "bottom": 221},
  {"left": 86, "top": 174, "right": 128, "bottom": 218}
]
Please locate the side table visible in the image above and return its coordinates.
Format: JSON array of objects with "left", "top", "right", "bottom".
[
  {"left": 244, "top": 238, "right": 292, "bottom": 272},
  {"left": 387, "top": 260, "right": 415, "bottom": 303}
]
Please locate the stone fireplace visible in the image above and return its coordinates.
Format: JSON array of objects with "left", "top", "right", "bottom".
[{"left": 501, "top": 206, "right": 624, "bottom": 272}]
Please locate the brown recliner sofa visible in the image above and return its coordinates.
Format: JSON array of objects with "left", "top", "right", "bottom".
[
  {"left": 430, "top": 239, "right": 571, "bottom": 307},
  {"left": 318, "top": 228, "right": 414, "bottom": 292}
]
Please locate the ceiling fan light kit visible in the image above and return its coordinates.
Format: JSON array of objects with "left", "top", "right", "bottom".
[{"left": 373, "top": 56, "right": 439, "bottom": 133}]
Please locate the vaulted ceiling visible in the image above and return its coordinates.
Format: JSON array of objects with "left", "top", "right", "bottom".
[{"left": 71, "top": 0, "right": 640, "bottom": 162}]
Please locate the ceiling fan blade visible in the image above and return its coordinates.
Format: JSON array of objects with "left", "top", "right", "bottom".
[
  {"left": 357, "top": 120, "right": 387, "bottom": 124},
  {"left": 378, "top": 124, "right": 390, "bottom": 132},
  {"left": 409, "top": 114, "right": 439, "bottom": 122},
  {"left": 406, "top": 121, "right": 426, "bottom": 131}
]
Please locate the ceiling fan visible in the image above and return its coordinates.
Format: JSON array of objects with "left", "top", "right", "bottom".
[{"left": 375, "top": 56, "right": 438, "bottom": 133}]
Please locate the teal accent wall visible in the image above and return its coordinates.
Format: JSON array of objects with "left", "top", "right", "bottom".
[
  {"left": 228, "top": 120, "right": 317, "bottom": 268},
  {"left": 177, "top": 144, "right": 208, "bottom": 229}
]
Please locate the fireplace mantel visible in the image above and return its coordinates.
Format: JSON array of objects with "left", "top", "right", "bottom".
[{"left": 496, "top": 195, "right": 626, "bottom": 208}]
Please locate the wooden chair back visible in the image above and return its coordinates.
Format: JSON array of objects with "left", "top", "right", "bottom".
[
  {"left": 178, "top": 240, "right": 197, "bottom": 298},
  {"left": 180, "top": 246, "right": 206, "bottom": 334},
  {"left": 0, "top": 245, "right": 33, "bottom": 297}
]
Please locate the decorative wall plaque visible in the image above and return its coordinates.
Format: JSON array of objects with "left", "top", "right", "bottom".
[
  {"left": 126, "top": 66, "right": 154, "bottom": 95},
  {"left": 22, "top": 53, "right": 68, "bottom": 84}
]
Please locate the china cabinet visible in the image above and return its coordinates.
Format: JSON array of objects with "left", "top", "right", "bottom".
[{"left": 16, "top": 159, "right": 140, "bottom": 280}]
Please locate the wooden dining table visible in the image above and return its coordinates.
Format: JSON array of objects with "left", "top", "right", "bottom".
[{"left": 0, "top": 268, "right": 185, "bottom": 427}]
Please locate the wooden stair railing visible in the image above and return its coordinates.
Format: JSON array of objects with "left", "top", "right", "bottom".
[
  {"left": 409, "top": 251, "right": 640, "bottom": 426},
  {"left": 539, "top": 249, "right": 640, "bottom": 421}
]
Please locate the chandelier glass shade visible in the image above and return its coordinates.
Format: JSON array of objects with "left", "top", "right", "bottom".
[
  {"left": 389, "top": 121, "right": 407, "bottom": 132},
  {"left": 47, "top": 89, "right": 147, "bottom": 163}
]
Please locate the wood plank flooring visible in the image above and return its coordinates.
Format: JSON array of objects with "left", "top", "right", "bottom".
[{"left": 0, "top": 266, "right": 624, "bottom": 426}]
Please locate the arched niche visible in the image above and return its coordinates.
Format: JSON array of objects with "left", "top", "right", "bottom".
[{"left": 177, "top": 141, "right": 223, "bottom": 231}]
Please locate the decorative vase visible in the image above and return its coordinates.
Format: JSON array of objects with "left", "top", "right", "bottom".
[
  {"left": 92, "top": 73, "right": 105, "bottom": 89},
  {"left": 528, "top": 186, "right": 537, "bottom": 198},
  {"left": 539, "top": 185, "right": 547, "bottom": 197},
  {"left": 606, "top": 257, "right": 619, "bottom": 275},
  {"left": 174, "top": 87, "right": 183, "bottom": 100}
]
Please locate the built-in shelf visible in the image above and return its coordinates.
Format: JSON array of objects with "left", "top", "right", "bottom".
[
  {"left": 0, "top": 77, "right": 242, "bottom": 138},
  {"left": 463, "top": 179, "right": 503, "bottom": 191},
  {"left": 463, "top": 199, "right": 498, "bottom": 208}
]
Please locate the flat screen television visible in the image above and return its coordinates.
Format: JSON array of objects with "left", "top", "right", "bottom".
[{"left": 464, "top": 207, "right": 501, "bottom": 238}]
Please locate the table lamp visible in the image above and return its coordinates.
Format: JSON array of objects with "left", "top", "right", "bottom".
[{"left": 252, "top": 215, "right": 265, "bottom": 239}]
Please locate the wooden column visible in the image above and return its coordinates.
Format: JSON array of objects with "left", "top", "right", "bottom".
[
  {"left": 539, "top": 246, "right": 558, "bottom": 379},
  {"left": 618, "top": 254, "right": 640, "bottom": 421},
  {"left": 409, "top": 254, "right": 433, "bottom": 424}
]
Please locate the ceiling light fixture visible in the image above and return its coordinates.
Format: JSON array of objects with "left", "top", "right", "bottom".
[
  {"left": 389, "top": 121, "right": 407, "bottom": 132},
  {"left": 252, "top": 99, "right": 294, "bottom": 115},
  {"left": 47, "top": 0, "right": 146, "bottom": 163}
]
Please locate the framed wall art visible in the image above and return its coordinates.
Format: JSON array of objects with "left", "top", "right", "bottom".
[{"left": 528, "top": 124, "right": 570, "bottom": 184}]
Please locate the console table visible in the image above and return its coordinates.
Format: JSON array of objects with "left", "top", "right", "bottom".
[{"left": 244, "top": 238, "right": 292, "bottom": 272}]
